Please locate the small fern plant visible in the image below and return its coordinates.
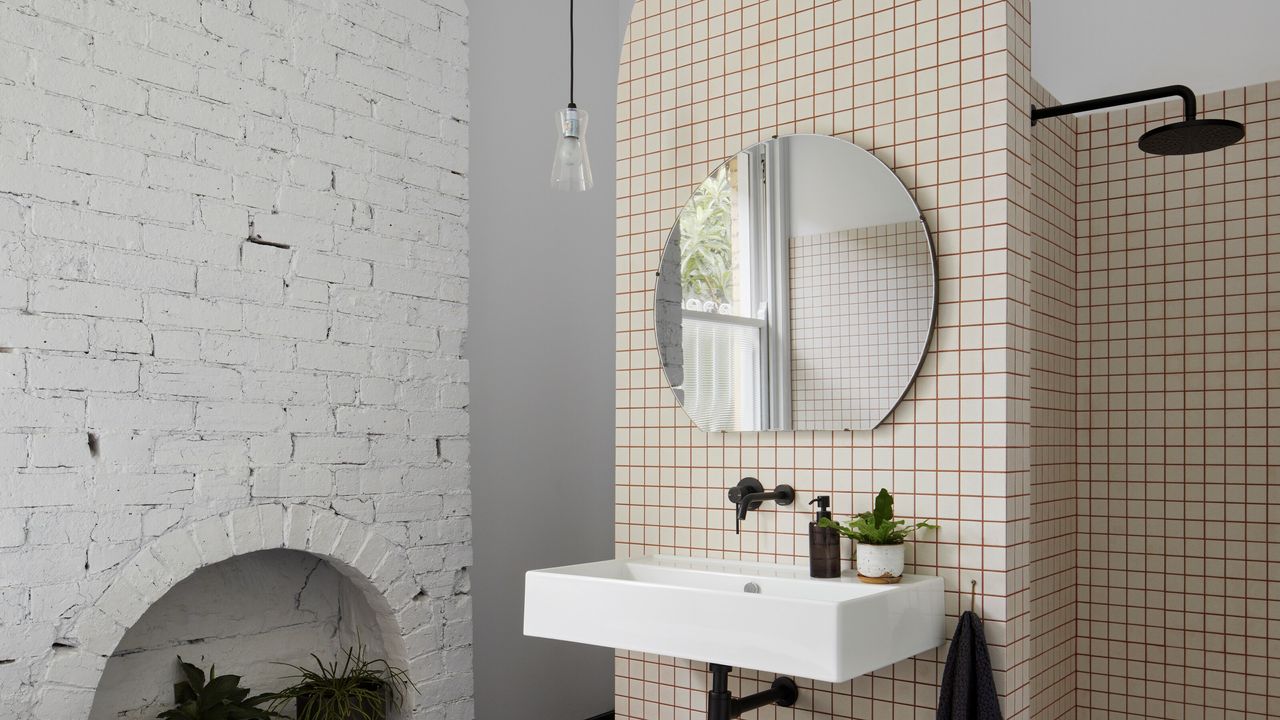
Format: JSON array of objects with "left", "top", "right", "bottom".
[
  {"left": 157, "top": 657, "right": 279, "bottom": 720},
  {"left": 819, "top": 488, "right": 936, "bottom": 545},
  {"left": 267, "top": 645, "right": 415, "bottom": 720}
]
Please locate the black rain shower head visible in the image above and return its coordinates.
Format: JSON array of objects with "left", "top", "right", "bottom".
[
  {"left": 1137, "top": 118, "right": 1245, "bottom": 155},
  {"left": 1031, "top": 84, "right": 1245, "bottom": 155}
]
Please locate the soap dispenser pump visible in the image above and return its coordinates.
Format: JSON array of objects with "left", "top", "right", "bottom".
[{"left": 808, "top": 496, "right": 840, "bottom": 578}]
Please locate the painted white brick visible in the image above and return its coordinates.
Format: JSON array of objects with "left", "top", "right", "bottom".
[
  {"left": 197, "top": 267, "right": 284, "bottom": 304},
  {"left": 197, "top": 200, "right": 251, "bottom": 238},
  {"left": 242, "top": 305, "right": 329, "bottom": 340},
  {"left": 0, "top": 84, "right": 90, "bottom": 137},
  {"left": 284, "top": 405, "right": 335, "bottom": 433},
  {"left": 141, "top": 225, "right": 241, "bottom": 268},
  {"left": 243, "top": 116, "right": 296, "bottom": 153},
  {"left": 0, "top": 313, "right": 89, "bottom": 352},
  {"left": 252, "top": 212, "right": 336, "bottom": 251},
  {"left": 359, "top": 377, "right": 397, "bottom": 405},
  {"left": 248, "top": 434, "right": 292, "bottom": 465},
  {"left": 294, "top": 252, "right": 373, "bottom": 286},
  {"left": 241, "top": 370, "right": 328, "bottom": 404},
  {"left": 0, "top": 0, "right": 471, "bottom": 714},
  {"left": 31, "top": 279, "right": 142, "bottom": 320},
  {"left": 373, "top": 264, "right": 443, "bottom": 298},
  {"left": 336, "top": 407, "right": 408, "bottom": 435},
  {"left": 201, "top": 333, "right": 293, "bottom": 369},
  {"left": 93, "top": 320, "right": 154, "bottom": 355},
  {"left": 0, "top": 394, "right": 84, "bottom": 429},
  {"left": 147, "top": 21, "right": 239, "bottom": 69},
  {"left": 240, "top": 242, "right": 293, "bottom": 275},
  {"left": 29, "top": 355, "right": 140, "bottom": 392},
  {"left": 30, "top": 205, "right": 142, "bottom": 251},
  {"left": 293, "top": 436, "right": 369, "bottom": 464},
  {"left": 32, "top": 132, "right": 146, "bottom": 182},
  {"left": 287, "top": 278, "right": 330, "bottom": 307},
  {"left": 88, "top": 397, "right": 192, "bottom": 430},
  {"left": 0, "top": 273, "right": 26, "bottom": 309},
  {"left": 196, "top": 401, "right": 285, "bottom": 432},
  {"left": 92, "top": 473, "right": 193, "bottom": 506},
  {"left": 0, "top": 355, "right": 23, "bottom": 389},
  {"left": 146, "top": 156, "right": 233, "bottom": 199},
  {"left": 149, "top": 89, "right": 241, "bottom": 139},
  {"left": 297, "top": 342, "right": 370, "bottom": 372},
  {"left": 0, "top": 510, "right": 26, "bottom": 547},
  {"left": 94, "top": 250, "right": 195, "bottom": 295},
  {"left": 198, "top": 69, "right": 285, "bottom": 117},
  {"left": 143, "top": 363, "right": 241, "bottom": 400},
  {"left": 153, "top": 436, "right": 248, "bottom": 468},
  {"left": 0, "top": 157, "right": 91, "bottom": 204},
  {"left": 0, "top": 6, "right": 89, "bottom": 60},
  {"left": 29, "top": 433, "right": 92, "bottom": 468},
  {"left": 94, "top": 38, "right": 197, "bottom": 91},
  {"left": 94, "top": 109, "right": 196, "bottom": 158},
  {"left": 147, "top": 294, "right": 241, "bottom": 330},
  {"left": 153, "top": 330, "right": 202, "bottom": 360},
  {"left": 233, "top": 175, "right": 278, "bottom": 209},
  {"left": 251, "top": 465, "right": 332, "bottom": 497},
  {"left": 90, "top": 181, "right": 193, "bottom": 225},
  {"left": 0, "top": 472, "right": 86, "bottom": 508},
  {"left": 0, "top": 433, "right": 27, "bottom": 468}
]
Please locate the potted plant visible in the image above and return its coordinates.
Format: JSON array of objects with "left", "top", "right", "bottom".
[
  {"left": 267, "top": 645, "right": 415, "bottom": 720},
  {"left": 158, "top": 657, "right": 279, "bottom": 720},
  {"left": 819, "top": 488, "right": 936, "bottom": 584}
]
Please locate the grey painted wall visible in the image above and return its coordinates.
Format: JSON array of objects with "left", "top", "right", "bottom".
[{"left": 469, "top": 2, "right": 632, "bottom": 718}]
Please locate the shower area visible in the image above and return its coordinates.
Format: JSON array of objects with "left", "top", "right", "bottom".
[{"left": 1028, "top": 81, "right": 1275, "bottom": 717}]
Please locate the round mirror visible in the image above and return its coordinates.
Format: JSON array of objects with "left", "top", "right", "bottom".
[{"left": 654, "top": 134, "right": 936, "bottom": 432}]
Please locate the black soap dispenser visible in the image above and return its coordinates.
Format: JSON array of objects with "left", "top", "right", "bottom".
[{"left": 808, "top": 496, "right": 840, "bottom": 578}]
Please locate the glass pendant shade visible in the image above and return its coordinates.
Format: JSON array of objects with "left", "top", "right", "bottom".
[{"left": 551, "top": 106, "right": 593, "bottom": 191}]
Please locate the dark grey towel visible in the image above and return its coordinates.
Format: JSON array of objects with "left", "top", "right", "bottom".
[{"left": 936, "top": 610, "right": 1003, "bottom": 720}]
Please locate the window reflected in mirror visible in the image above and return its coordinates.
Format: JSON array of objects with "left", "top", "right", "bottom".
[{"left": 655, "top": 135, "right": 936, "bottom": 432}]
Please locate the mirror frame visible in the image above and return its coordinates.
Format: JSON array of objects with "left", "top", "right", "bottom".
[{"left": 653, "top": 133, "right": 940, "bottom": 433}]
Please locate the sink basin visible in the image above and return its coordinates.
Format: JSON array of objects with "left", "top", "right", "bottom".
[{"left": 524, "top": 554, "right": 944, "bottom": 683}]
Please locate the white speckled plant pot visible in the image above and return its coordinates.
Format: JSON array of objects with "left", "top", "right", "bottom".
[{"left": 855, "top": 543, "right": 905, "bottom": 584}]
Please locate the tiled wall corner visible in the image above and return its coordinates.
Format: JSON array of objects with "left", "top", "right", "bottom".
[{"left": 1028, "top": 77, "right": 1079, "bottom": 720}]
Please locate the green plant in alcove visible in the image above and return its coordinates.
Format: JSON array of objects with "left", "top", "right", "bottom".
[
  {"left": 678, "top": 164, "right": 735, "bottom": 306},
  {"left": 267, "top": 645, "right": 415, "bottom": 720},
  {"left": 819, "top": 488, "right": 937, "bottom": 545},
  {"left": 158, "top": 657, "right": 280, "bottom": 720}
]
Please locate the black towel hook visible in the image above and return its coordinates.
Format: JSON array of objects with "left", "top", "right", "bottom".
[{"left": 969, "top": 579, "right": 977, "bottom": 615}]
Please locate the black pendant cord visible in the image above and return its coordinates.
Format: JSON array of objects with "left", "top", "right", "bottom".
[
  {"left": 568, "top": 0, "right": 576, "bottom": 108},
  {"left": 1031, "top": 84, "right": 1196, "bottom": 126}
]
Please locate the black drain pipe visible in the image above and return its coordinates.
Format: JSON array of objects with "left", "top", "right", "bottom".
[{"left": 706, "top": 663, "right": 799, "bottom": 719}]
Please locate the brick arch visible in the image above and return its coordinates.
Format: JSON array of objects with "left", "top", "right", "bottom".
[{"left": 34, "top": 504, "right": 426, "bottom": 720}]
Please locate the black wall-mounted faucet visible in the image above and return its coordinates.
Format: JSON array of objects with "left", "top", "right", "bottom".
[{"left": 727, "top": 477, "right": 794, "bottom": 534}]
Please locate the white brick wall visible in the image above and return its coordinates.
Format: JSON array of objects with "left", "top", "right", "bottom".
[{"left": 0, "top": 0, "right": 470, "bottom": 717}]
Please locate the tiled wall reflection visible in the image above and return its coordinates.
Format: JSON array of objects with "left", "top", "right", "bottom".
[{"left": 790, "top": 221, "right": 933, "bottom": 430}]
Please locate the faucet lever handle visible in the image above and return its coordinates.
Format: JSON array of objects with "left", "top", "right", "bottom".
[{"left": 727, "top": 477, "right": 763, "bottom": 506}]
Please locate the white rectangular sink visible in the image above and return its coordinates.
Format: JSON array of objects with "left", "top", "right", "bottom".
[{"left": 524, "top": 554, "right": 944, "bottom": 683}]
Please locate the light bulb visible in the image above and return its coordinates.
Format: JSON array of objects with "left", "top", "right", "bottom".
[{"left": 551, "top": 106, "right": 593, "bottom": 191}]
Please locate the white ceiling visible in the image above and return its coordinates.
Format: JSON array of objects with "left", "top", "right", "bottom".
[{"left": 1032, "top": 0, "right": 1280, "bottom": 107}]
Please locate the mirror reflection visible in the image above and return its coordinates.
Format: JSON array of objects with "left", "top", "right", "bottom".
[{"left": 655, "top": 135, "right": 936, "bottom": 432}]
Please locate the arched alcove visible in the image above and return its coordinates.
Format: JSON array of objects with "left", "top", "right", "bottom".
[
  {"left": 36, "top": 505, "right": 429, "bottom": 720},
  {"left": 88, "top": 549, "right": 392, "bottom": 719}
]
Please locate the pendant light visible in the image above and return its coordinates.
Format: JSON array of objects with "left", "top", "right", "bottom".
[{"left": 550, "top": 0, "right": 593, "bottom": 191}]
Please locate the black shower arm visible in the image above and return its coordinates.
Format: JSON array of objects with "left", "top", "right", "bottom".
[{"left": 1030, "top": 84, "right": 1196, "bottom": 126}]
